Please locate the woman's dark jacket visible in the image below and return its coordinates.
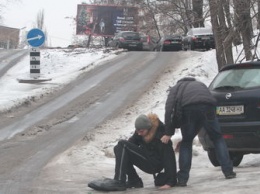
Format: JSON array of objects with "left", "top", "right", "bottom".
[{"left": 128, "top": 113, "right": 177, "bottom": 186}]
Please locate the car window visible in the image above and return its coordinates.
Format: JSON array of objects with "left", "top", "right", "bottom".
[
  {"left": 210, "top": 68, "right": 260, "bottom": 90},
  {"left": 188, "top": 28, "right": 213, "bottom": 36},
  {"left": 195, "top": 28, "right": 212, "bottom": 35}
]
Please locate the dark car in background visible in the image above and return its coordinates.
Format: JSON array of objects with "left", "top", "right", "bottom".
[
  {"left": 155, "top": 35, "right": 182, "bottom": 51},
  {"left": 198, "top": 61, "right": 260, "bottom": 167},
  {"left": 140, "top": 35, "right": 158, "bottom": 51},
  {"left": 107, "top": 31, "right": 143, "bottom": 51},
  {"left": 183, "top": 27, "right": 215, "bottom": 51}
]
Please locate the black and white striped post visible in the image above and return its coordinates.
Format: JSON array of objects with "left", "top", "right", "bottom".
[
  {"left": 30, "top": 47, "right": 40, "bottom": 78},
  {"left": 17, "top": 28, "right": 52, "bottom": 83},
  {"left": 26, "top": 28, "right": 45, "bottom": 79}
]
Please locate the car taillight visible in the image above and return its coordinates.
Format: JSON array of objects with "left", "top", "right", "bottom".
[
  {"left": 147, "top": 35, "right": 151, "bottom": 43},
  {"left": 119, "top": 37, "right": 125, "bottom": 42},
  {"left": 164, "top": 40, "right": 171, "bottom": 44},
  {"left": 223, "top": 134, "right": 234, "bottom": 139},
  {"left": 192, "top": 36, "right": 197, "bottom": 41}
]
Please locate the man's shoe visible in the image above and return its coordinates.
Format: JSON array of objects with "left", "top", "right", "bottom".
[
  {"left": 126, "top": 177, "right": 143, "bottom": 188},
  {"left": 225, "top": 171, "right": 236, "bottom": 179},
  {"left": 176, "top": 181, "right": 187, "bottom": 187}
]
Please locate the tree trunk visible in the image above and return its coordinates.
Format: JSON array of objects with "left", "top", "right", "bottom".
[
  {"left": 208, "top": 0, "right": 234, "bottom": 70},
  {"left": 184, "top": 0, "right": 194, "bottom": 29},
  {"left": 218, "top": 0, "right": 233, "bottom": 65},
  {"left": 209, "top": 0, "right": 224, "bottom": 70},
  {"left": 233, "top": 0, "right": 252, "bottom": 61},
  {"left": 233, "top": 10, "right": 242, "bottom": 46},
  {"left": 258, "top": 0, "right": 260, "bottom": 29},
  {"left": 146, "top": 0, "right": 161, "bottom": 39},
  {"left": 192, "top": 0, "right": 204, "bottom": 27}
]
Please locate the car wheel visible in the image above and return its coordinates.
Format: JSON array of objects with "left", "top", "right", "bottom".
[
  {"left": 207, "top": 149, "right": 220, "bottom": 167},
  {"left": 207, "top": 149, "right": 244, "bottom": 167},
  {"left": 229, "top": 152, "right": 243, "bottom": 167},
  {"left": 205, "top": 43, "right": 210, "bottom": 51},
  {"left": 189, "top": 42, "right": 195, "bottom": 50},
  {"left": 182, "top": 44, "right": 187, "bottom": 51},
  {"left": 188, "top": 43, "right": 191, "bottom": 50}
]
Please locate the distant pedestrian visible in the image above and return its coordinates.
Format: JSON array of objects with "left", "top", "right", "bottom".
[
  {"left": 88, "top": 113, "right": 177, "bottom": 191},
  {"left": 99, "top": 18, "right": 105, "bottom": 34},
  {"left": 161, "top": 77, "right": 236, "bottom": 187}
]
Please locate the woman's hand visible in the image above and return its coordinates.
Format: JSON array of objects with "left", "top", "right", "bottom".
[{"left": 159, "top": 184, "right": 172, "bottom": 189}]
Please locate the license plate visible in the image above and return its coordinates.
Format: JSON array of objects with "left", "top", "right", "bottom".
[
  {"left": 129, "top": 44, "right": 137, "bottom": 47},
  {"left": 216, "top": 105, "right": 244, "bottom": 115},
  {"left": 171, "top": 41, "right": 179, "bottom": 43},
  {"left": 201, "top": 36, "right": 210, "bottom": 40}
]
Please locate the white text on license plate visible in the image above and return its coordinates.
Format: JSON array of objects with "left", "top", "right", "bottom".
[{"left": 216, "top": 105, "right": 244, "bottom": 115}]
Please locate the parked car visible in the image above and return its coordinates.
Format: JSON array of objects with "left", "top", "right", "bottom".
[
  {"left": 107, "top": 31, "right": 143, "bottom": 51},
  {"left": 198, "top": 61, "right": 260, "bottom": 167},
  {"left": 182, "top": 27, "right": 215, "bottom": 51},
  {"left": 155, "top": 35, "right": 183, "bottom": 51},
  {"left": 140, "top": 35, "right": 158, "bottom": 51}
]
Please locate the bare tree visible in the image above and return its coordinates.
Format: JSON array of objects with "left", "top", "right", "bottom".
[
  {"left": 233, "top": 0, "right": 253, "bottom": 61},
  {"left": 0, "top": 0, "right": 20, "bottom": 23},
  {"left": 36, "top": 9, "right": 45, "bottom": 30},
  {"left": 151, "top": 0, "right": 210, "bottom": 35},
  {"left": 192, "top": 0, "right": 204, "bottom": 27},
  {"left": 35, "top": 9, "right": 48, "bottom": 47},
  {"left": 154, "top": 0, "right": 193, "bottom": 35},
  {"left": 208, "top": 0, "right": 234, "bottom": 70},
  {"left": 139, "top": 1, "right": 162, "bottom": 39},
  {"left": 258, "top": 0, "right": 260, "bottom": 29}
]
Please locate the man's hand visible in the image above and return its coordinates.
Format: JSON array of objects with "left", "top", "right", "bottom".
[{"left": 161, "top": 135, "right": 171, "bottom": 144}]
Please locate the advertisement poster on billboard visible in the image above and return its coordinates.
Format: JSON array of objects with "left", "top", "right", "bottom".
[{"left": 76, "top": 4, "right": 138, "bottom": 37}]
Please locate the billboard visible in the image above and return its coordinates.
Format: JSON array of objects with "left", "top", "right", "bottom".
[{"left": 76, "top": 4, "right": 138, "bottom": 37}]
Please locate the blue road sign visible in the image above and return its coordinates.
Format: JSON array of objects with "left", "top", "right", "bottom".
[{"left": 27, "top": 28, "right": 45, "bottom": 47}]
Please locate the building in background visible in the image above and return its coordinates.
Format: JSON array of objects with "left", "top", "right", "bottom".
[{"left": 0, "top": 26, "right": 20, "bottom": 49}]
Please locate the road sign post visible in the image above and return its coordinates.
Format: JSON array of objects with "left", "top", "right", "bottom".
[
  {"left": 17, "top": 28, "right": 51, "bottom": 83},
  {"left": 26, "top": 28, "right": 45, "bottom": 79}
]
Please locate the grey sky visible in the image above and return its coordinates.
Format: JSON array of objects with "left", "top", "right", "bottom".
[{"left": 2, "top": 0, "right": 89, "bottom": 46}]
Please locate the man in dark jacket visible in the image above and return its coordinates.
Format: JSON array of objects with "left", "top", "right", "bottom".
[
  {"left": 88, "top": 113, "right": 177, "bottom": 191},
  {"left": 161, "top": 77, "right": 236, "bottom": 187}
]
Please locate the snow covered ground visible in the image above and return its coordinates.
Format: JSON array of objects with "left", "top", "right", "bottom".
[
  {"left": 0, "top": 48, "right": 121, "bottom": 112},
  {"left": 1, "top": 46, "right": 260, "bottom": 193}
]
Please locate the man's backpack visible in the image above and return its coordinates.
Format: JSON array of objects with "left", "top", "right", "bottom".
[{"left": 171, "top": 82, "right": 190, "bottom": 128}]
